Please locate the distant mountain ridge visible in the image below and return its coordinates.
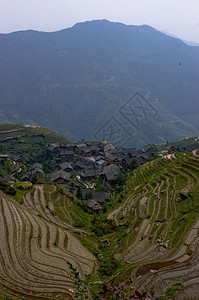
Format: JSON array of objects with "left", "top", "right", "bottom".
[
  {"left": 184, "top": 40, "right": 199, "bottom": 47},
  {"left": 160, "top": 29, "right": 199, "bottom": 47},
  {"left": 0, "top": 19, "right": 199, "bottom": 148}
]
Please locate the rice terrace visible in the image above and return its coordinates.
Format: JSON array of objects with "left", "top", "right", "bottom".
[
  {"left": 0, "top": 125, "right": 199, "bottom": 299},
  {"left": 0, "top": 2, "right": 199, "bottom": 297}
]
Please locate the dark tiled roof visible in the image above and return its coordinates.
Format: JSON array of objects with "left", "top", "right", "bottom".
[
  {"left": 96, "top": 159, "right": 107, "bottom": 166},
  {"left": 74, "top": 161, "right": 86, "bottom": 170},
  {"left": 1, "top": 174, "right": 18, "bottom": 182},
  {"left": 95, "top": 155, "right": 104, "bottom": 161},
  {"left": 50, "top": 170, "right": 70, "bottom": 182},
  {"left": 103, "top": 164, "right": 121, "bottom": 182},
  {"left": 32, "top": 168, "right": 44, "bottom": 175},
  {"left": 127, "top": 148, "right": 139, "bottom": 157},
  {"left": 60, "top": 150, "right": 74, "bottom": 156},
  {"left": 76, "top": 143, "right": 87, "bottom": 148},
  {"left": 8, "top": 153, "right": 23, "bottom": 161},
  {"left": 81, "top": 188, "right": 94, "bottom": 198},
  {"left": 86, "top": 200, "right": 102, "bottom": 210},
  {"left": 104, "top": 144, "right": 116, "bottom": 152},
  {"left": 22, "top": 173, "right": 31, "bottom": 181},
  {"left": 30, "top": 163, "right": 44, "bottom": 174},
  {"left": 93, "top": 191, "right": 110, "bottom": 203},
  {"left": 59, "top": 162, "right": 73, "bottom": 170},
  {"left": 80, "top": 169, "right": 101, "bottom": 179},
  {"left": 0, "top": 154, "right": 9, "bottom": 158}
]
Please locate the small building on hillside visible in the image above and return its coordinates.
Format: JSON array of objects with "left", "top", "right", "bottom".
[
  {"left": 79, "top": 169, "right": 101, "bottom": 182},
  {"left": 136, "top": 154, "right": 149, "bottom": 165},
  {"left": 49, "top": 170, "right": 70, "bottom": 184},
  {"left": 22, "top": 173, "right": 31, "bottom": 181},
  {"left": 0, "top": 174, "right": 18, "bottom": 182},
  {"left": 56, "top": 162, "right": 73, "bottom": 172},
  {"left": 86, "top": 200, "right": 102, "bottom": 211},
  {"left": 105, "top": 153, "right": 118, "bottom": 165},
  {"left": 92, "top": 191, "right": 110, "bottom": 203},
  {"left": 30, "top": 163, "right": 44, "bottom": 175},
  {"left": 0, "top": 153, "right": 24, "bottom": 163},
  {"left": 103, "top": 164, "right": 121, "bottom": 184},
  {"left": 59, "top": 150, "right": 74, "bottom": 160}
]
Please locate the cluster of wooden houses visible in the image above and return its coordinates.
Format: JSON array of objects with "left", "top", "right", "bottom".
[
  {"left": 3, "top": 137, "right": 199, "bottom": 211},
  {"left": 0, "top": 141, "right": 148, "bottom": 186},
  {"left": 46, "top": 141, "right": 142, "bottom": 185},
  {"left": 0, "top": 141, "right": 150, "bottom": 211}
]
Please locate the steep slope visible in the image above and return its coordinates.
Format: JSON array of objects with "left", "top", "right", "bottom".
[
  {"left": 105, "top": 151, "right": 199, "bottom": 298},
  {"left": 0, "top": 20, "right": 199, "bottom": 147},
  {"left": 0, "top": 123, "right": 70, "bottom": 143},
  {"left": 0, "top": 123, "right": 70, "bottom": 174},
  {"left": 0, "top": 148, "right": 199, "bottom": 299},
  {"left": 0, "top": 185, "right": 97, "bottom": 299}
]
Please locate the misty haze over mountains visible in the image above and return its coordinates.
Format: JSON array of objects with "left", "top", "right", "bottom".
[
  {"left": 1, "top": 18, "right": 199, "bottom": 300},
  {"left": 0, "top": 19, "right": 199, "bottom": 148}
]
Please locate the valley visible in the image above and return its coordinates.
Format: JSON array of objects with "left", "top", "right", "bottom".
[
  {"left": 0, "top": 124, "right": 199, "bottom": 299},
  {"left": 0, "top": 20, "right": 199, "bottom": 148}
]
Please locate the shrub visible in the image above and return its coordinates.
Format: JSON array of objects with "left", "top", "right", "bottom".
[{"left": 0, "top": 180, "right": 16, "bottom": 196}]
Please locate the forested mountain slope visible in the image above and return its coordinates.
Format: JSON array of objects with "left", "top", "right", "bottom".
[{"left": 0, "top": 20, "right": 199, "bottom": 147}]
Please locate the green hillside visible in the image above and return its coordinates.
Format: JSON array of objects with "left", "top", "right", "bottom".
[
  {"left": 0, "top": 148, "right": 199, "bottom": 299},
  {"left": 0, "top": 123, "right": 70, "bottom": 143},
  {"left": 0, "top": 20, "right": 199, "bottom": 148},
  {"left": 0, "top": 123, "right": 70, "bottom": 173}
]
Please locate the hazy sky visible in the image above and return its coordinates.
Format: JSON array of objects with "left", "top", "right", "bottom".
[{"left": 0, "top": 0, "right": 199, "bottom": 43}]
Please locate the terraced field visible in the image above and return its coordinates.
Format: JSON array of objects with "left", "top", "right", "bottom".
[
  {"left": 107, "top": 152, "right": 199, "bottom": 298},
  {"left": 0, "top": 185, "right": 97, "bottom": 299},
  {"left": 1, "top": 151, "right": 199, "bottom": 299}
]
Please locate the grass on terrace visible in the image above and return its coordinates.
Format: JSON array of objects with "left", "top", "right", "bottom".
[{"left": 1, "top": 151, "right": 199, "bottom": 298}]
